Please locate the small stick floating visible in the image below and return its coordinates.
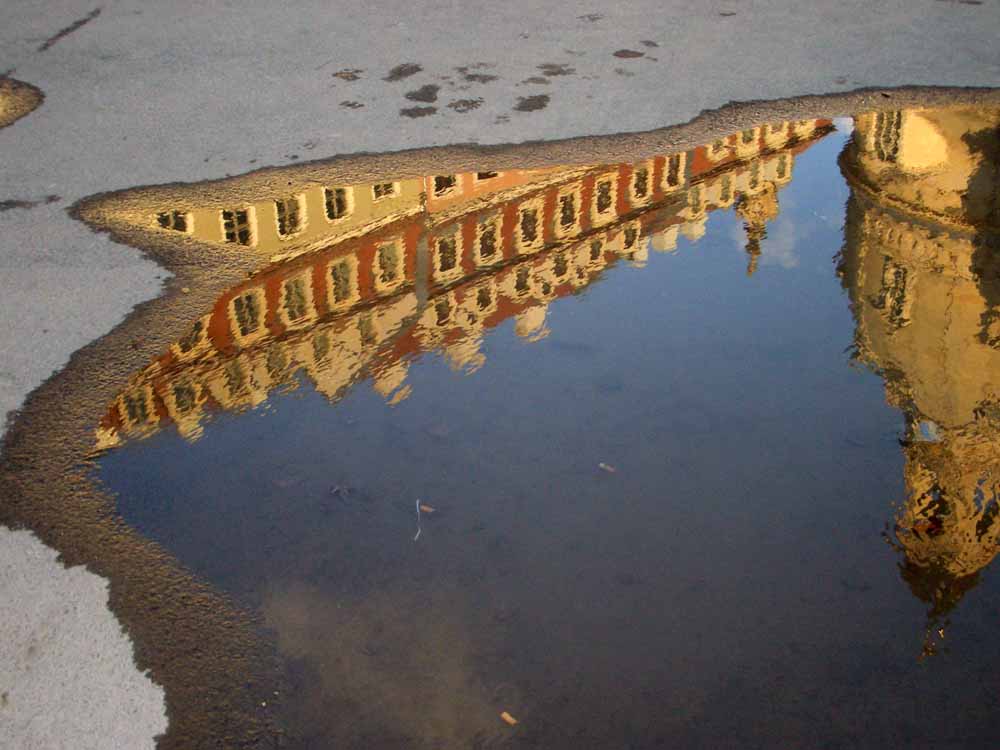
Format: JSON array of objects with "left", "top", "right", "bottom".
[{"left": 500, "top": 711, "right": 518, "bottom": 726}]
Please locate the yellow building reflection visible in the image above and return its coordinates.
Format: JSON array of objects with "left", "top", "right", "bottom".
[
  {"left": 0, "top": 77, "right": 42, "bottom": 129},
  {"left": 93, "top": 117, "right": 829, "bottom": 453},
  {"left": 840, "top": 105, "right": 1000, "bottom": 654}
]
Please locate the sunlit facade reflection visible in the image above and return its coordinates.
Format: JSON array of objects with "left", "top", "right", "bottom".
[
  {"left": 94, "top": 119, "right": 830, "bottom": 450},
  {"left": 840, "top": 105, "right": 1000, "bottom": 653}
]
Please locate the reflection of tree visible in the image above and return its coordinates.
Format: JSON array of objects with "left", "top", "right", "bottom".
[{"left": 840, "top": 106, "right": 1000, "bottom": 653}]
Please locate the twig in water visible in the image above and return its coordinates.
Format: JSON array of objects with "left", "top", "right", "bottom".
[{"left": 414, "top": 498, "right": 422, "bottom": 541}]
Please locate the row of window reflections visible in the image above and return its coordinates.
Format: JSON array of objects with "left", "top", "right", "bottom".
[
  {"left": 130, "top": 217, "right": 652, "bottom": 427},
  {"left": 156, "top": 173, "right": 498, "bottom": 246},
  {"left": 232, "top": 170, "right": 738, "bottom": 330},
  {"left": 163, "top": 151, "right": 787, "bottom": 350},
  {"left": 873, "top": 111, "right": 902, "bottom": 163},
  {"left": 227, "top": 243, "right": 402, "bottom": 339},
  {"left": 202, "top": 161, "right": 782, "bottom": 344},
  {"left": 121, "top": 153, "right": 798, "bottom": 433},
  {"left": 227, "top": 197, "right": 639, "bottom": 343},
  {"left": 156, "top": 139, "right": 800, "bottom": 250},
  {"left": 153, "top": 161, "right": 687, "bottom": 247}
]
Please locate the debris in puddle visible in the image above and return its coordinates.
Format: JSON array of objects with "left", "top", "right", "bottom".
[
  {"left": 500, "top": 711, "right": 519, "bottom": 726},
  {"left": 413, "top": 499, "right": 423, "bottom": 541},
  {"left": 419, "top": 504, "right": 436, "bottom": 514},
  {"left": 598, "top": 462, "right": 617, "bottom": 474},
  {"left": 330, "top": 485, "right": 355, "bottom": 502}
]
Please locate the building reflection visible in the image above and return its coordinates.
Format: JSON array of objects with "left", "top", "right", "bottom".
[
  {"left": 0, "top": 77, "right": 43, "bottom": 129},
  {"left": 95, "top": 117, "right": 830, "bottom": 451},
  {"left": 839, "top": 106, "right": 1000, "bottom": 654}
]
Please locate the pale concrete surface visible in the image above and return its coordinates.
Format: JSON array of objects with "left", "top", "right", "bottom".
[
  {"left": 0, "top": 529, "right": 167, "bottom": 749},
  {"left": 0, "top": 1, "right": 998, "bottom": 747}
]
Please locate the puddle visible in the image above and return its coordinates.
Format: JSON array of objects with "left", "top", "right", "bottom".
[
  {"left": 400, "top": 105, "right": 437, "bottom": 119},
  {"left": 0, "top": 77, "right": 43, "bottom": 129},
  {"left": 405, "top": 85, "right": 441, "bottom": 104},
  {"left": 384, "top": 63, "right": 423, "bottom": 82},
  {"left": 514, "top": 94, "right": 549, "bottom": 113},
  {"left": 7, "top": 100, "right": 1000, "bottom": 748}
]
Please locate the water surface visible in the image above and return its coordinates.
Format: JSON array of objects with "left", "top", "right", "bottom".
[{"left": 94, "top": 109, "right": 1000, "bottom": 749}]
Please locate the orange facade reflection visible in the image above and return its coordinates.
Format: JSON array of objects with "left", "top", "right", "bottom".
[{"left": 95, "top": 119, "right": 830, "bottom": 451}]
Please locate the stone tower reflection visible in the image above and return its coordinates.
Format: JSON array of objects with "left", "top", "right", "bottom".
[{"left": 839, "top": 106, "right": 1000, "bottom": 655}]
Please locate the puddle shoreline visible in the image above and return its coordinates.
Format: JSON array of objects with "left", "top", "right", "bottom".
[{"left": 4, "top": 86, "right": 1000, "bottom": 748}]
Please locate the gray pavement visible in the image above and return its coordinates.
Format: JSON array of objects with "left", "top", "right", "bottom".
[{"left": 1, "top": 1, "right": 998, "bottom": 746}]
